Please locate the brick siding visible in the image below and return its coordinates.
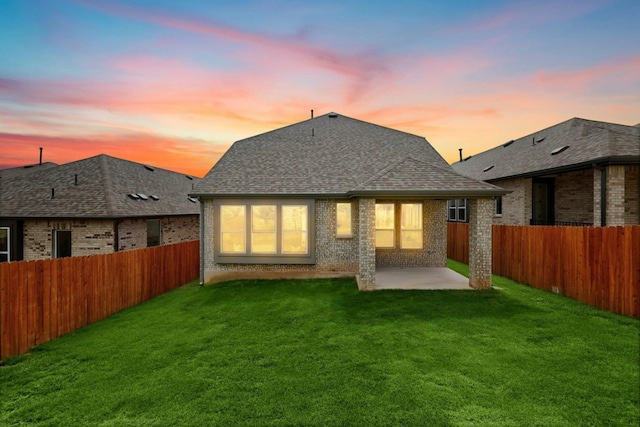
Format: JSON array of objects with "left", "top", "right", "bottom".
[
  {"left": 554, "top": 169, "right": 594, "bottom": 224},
  {"left": 491, "top": 178, "right": 531, "bottom": 225},
  {"left": 23, "top": 219, "right": 114, "bottom": 260},
  {"left": 624, "top": 165, "right": 639, "bottom": 225},
  {"left": 468, "top": 199, "right": 493, "bottom": 289}
]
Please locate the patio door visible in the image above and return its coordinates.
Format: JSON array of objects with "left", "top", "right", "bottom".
[{"left": 532, "top": 178, "right": 555, "bottom": 225}]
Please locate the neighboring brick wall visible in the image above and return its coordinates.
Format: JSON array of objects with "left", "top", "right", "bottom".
[
  {"left": 375, "top": 200, "right": 446, "bottom": 268},
  {"left": 117, "top": 218, "right": 147, "bottom": 251},
  {"left": 624, "top": 165, "right": 639, "bottom": 225},
  {"left": 468, "top": 199, "right": 493, "bottom": 290},
  {"left": 161, "top": 215, "right": 199, "bottom": 244},
  {"left": 554, "top": 169, "right": 594, "bottom": 224},
  {"left": 606, "top": 165, "right": 626, "bottom": 226},
  {"left": 357, "top": 198, "right": 375, "bottom": 290},
  {"left": 593, "top": 169, "right": 602, "bottom": 226},
  {"left": 491, "top": 178, "right": 530, "bottom": 225},
  {"left": 23, "top": 219, "right": 114, "bottom": 261}
]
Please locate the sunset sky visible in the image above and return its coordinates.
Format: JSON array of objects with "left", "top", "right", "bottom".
[{"left": 1, "top": 0, "right": 639, "bottom": 177}]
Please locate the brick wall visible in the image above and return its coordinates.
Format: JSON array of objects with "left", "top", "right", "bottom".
[
  {"left": 161, "top": 215, "right": 200, "bottom": 245},
  {"left": 23, "top": 219, "right": 114, "bottom": 261},
  {"left": 606, "top": 165, "right": 626, "bottom": 226},
  {"left": 554, "top": 169, "right": 594, "bottom": 224},
  {"left": 491, "top": 178, "right": 531, "bottom": 225},
  {"left": 624, "top": 165, "right": 639, "bottom": 225},
  {"left": 117, "top": 218, "right": 147, "bottom": 251},
  {"left": 468, "top": 199, "right": 493, "bottom": 289}
]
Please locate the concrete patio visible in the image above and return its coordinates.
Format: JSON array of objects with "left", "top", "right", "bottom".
[{"left": 374, "top": 267, "right": 473, "bottom": 290}]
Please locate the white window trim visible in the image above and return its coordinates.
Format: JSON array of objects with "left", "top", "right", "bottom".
[{"left": 0, "top": 227, "right": 10, "bottom": 262}]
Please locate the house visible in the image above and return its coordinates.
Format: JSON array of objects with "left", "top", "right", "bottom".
[
  {"left": 451, "top": 118, "right": 640, "bottom": 226},
  {"left": 190, "top": 112, "right": 508, "bottom": 290},
  {"left": 0, "top": 154, "right": 200, "bottom": 262}
]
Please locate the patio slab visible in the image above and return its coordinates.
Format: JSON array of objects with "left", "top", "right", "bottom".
[{"left": 374, "top": 267, "right": 472, "bottom": 290}]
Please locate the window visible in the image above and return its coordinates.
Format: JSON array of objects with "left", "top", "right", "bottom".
[
  {"left": 495, "top": 196, "right": 503, "bottom": 216},
  {"left": 147, "top": 219, "right": 161, "bottom": 247},
  {"left": 401, "top": 204, "right": 422, "bottom": 249},
  {"left": 375, "top": 203, "right": 395, "bottom": 248},
  {"left": 54, "top": 230, "right": 72, "bottom": 258},
  {"left": 336, "top": 202, "right": 352, "bottom": 237},
  {"left": 447, "top": 199, "right": 467, "bottom": 222},
  {"left": 214, "top": 200, "right": 315, "bottom": 264},
  {"left": 0, "top": 227, "right": 9, "bottom": 262},
  {"left": 375, "top": 203, "right": 424, "bottom": 249}
]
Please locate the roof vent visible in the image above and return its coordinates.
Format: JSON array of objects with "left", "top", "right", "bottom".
[
  {"left": 144, "top": 165, "right": 155, "bottom": 172},
  {"left": 185, "top": 175, "right": 193, "bottom": 180},
  {"left": 128, "top": 193, "right": 140, "bottom": 200},
  {"left": 483, "top": 165, "right": 494, "bottom": 172},
  {"left": 503, "top": 140, "right": 514, "bottom": 147},
  {"left": 536, "top": 136, "right": 545, "bottom": 143},
  {"left": 328, "top": 113, "right": 338, "bottom": 118},
  {"left": 551, "top": 145, "right": 570, "bottom": 155},
  {"left": 187, "top": 197, "right": 198, "bottom": 203},
  {"left": 463, "top": 156, "right": 473, "bottom": 161},
  {"left": 137, "top": 193, "right": 149, "bottom": 200},
  {"left": 150, "top": 195, "right": 160, "bottom": 201}
]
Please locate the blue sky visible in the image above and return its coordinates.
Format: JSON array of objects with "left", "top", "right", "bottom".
[{"left": 1, "top": 0, "right": 638, "bottom": 176}]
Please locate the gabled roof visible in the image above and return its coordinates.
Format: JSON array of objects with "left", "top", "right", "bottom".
[
  {"left": 0, "top": 154, "right": 200, "bottom": 219},
  {"left": 193, "top": 112, "right": 505, "bottom": 197},
  {"left": 452, "top": 118, "right": 640, "bottom": 182}
]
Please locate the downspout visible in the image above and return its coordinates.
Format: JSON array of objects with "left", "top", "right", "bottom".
[
  {"left": 199, "top": 198, "right": 205, "bottom": 286},
  {"left": 593, "top": 164, "right": 606, "bottom": 226}
]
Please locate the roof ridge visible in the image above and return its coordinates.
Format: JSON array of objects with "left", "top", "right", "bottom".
[
  {"left": 100, "top": 154, "right": 116, "bottom": 217},
  {"left": 353, "top": 156, "right": 415, "bottom": 190}
]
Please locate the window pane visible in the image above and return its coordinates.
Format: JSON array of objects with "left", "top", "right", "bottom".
[
  {"left": 401, "top": 204, "right": 421, "bottom": 230},
  {"left": 401, "top": 231, "right": 423, "bottom": 249},
  {"left": 220, "top": 205, "right": 245, "bottom": 253},
  {"left": 0, "top": 228, "right": 8, "bottom": 252},
  {"left": 282, "top": 206, "right": 308, "bottom": 254},
  {"left": 495, "top": 196, "right": 503, "bottom": 215},
  {"left": 251, "top": 232, "right": 276, "bottom": 253},
  {"left": 458, "top": 207, "right": 466, "bottom": 222},
  {"left": 252, "top": 206, "right": 276, "bottom": 231},
  {"left": 147, "top": 219, "right": 161, "bottom": 247},
  {"left": 376, "top": 230, "right": 394, "bottom": 248},
  {"left": 0, "top": 254, "right": 7, "bottom": 262},
  {"left": 55, "top": 230, "right": 72, "bottom": 258},
  {"left": 375, "top": 204, "right": 394, "bottom": 229},
  {"left": 336, "top": 203, "right": 352, "bottom": 236}
]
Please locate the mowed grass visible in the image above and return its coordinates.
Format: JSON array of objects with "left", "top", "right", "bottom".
[{"left": 1, "top": 260, "right": 638, "bottom": 426}]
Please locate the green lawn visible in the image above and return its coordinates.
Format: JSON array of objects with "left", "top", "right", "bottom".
[{"left": 1, "top": 260, "right": 638, "bottom": 426}]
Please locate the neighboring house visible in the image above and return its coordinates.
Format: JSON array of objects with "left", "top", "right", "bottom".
[
  {"left": 0, "top": 154, "right": 200, "bottom": 262},
  {"left": 190, "top": 112, "right": 508, "bottom": 290},
  {"left": 452, "top": 118, "right": 640, "bottom": 226}
]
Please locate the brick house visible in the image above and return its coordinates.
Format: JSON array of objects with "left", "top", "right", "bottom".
[
  {"left": 190, "top": 112, "right": 508, "bottom": 290},
  {"left": 0, "top": 154, "right": 200, "bottom": 261},
  {"left": 451, "top": 118, "right": 640, "bottom": 226}
]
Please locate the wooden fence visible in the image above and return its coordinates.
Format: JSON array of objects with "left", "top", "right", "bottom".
[
  {"left": 0, "top": 240, "right": 200, "bottom": 361},
  {"left": 447, "top": 223, "right": 640, "bottom": 318}
]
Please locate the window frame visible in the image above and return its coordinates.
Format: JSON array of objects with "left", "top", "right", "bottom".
[
  {"left": 375, "top": 202, "right": 424, "bottom": 250},
  {"left": 375, "top": 203, "right": 396, "bottom": 248},
  {"left": 214, "top": 199, "right": 315, "bottom": 264},
  {"left": 336, "top": 202, "right": 353, "bottom": 238},
  {"left": 146, "top": 219, "right": 161, "bottom": 247},
  {"left": 400, "top": 203, "right": 423, "bottom": 249},
  {"left": 0, "top": 227, "right": 10, "bottom": 262},
  {"left": 54, "top": 229, "right": 72, "bottom": 258},
  {"left": 494, "top": 196, "right": 503, "bottom": 217},
  {"left": 447, "top": 199, "right": 468, "bottom": 222}
]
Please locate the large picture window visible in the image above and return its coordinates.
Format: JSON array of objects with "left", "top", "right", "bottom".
[
  {"left": 376, "top": 202, "right": 423, "bottom": 249},
  {"left": 215, "top": 200, "right": 315, "bottom": 264}
]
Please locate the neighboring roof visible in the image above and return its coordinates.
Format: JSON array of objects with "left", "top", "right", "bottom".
[
  {"left": 452, "top": 118, "right": 640, "bottom": 182},
  {"left": 0, "top": 162, "right": 58, "bottom": 179},
  {"left": 193, "top": 112, "right": 506, "bottom": 197},
  {"left": 0, "top": 154, "right": 200, "bottom": 219}
]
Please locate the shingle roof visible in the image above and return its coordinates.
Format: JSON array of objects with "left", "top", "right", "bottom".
[
  {"left": 452, "top": 118, "right": 640, "bottom": 181},
  {"left": 0, "top": 154, "right": 200, "bottom": 218},
  {"left": 0, "top": 162, "right": 58, "bottom": 179},
  {"left": 192, "top": 112, "right": 505, "bottom": 197}
]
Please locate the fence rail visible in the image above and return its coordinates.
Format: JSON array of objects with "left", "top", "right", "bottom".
[
  {"left": 447, "top": 223, "right": 639, "bottom": 318},
  {"left": 0, "top": 240, "right": 199, "bottom": 361}
]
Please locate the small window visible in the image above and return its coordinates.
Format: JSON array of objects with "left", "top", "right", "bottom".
[
  {"left": 375, "top": 204, "right": 395, "bottom": 248},
  {"left": 220, "top": 205, "right": 246, "bottom": 254},
  {"left": 336, "top": 202, "right": 352, "bottom": 237},
  {"left": 0, "top": 227, "right": 9, "bottom": 262},
  {"left": 54, "top": 230, "right": 72, "bottom": 258},
  {"left": 447, "top": 199, "right": 468, "bottom": 222},
  {"left": 147, "top": 219, "right": 161, "bottom": 247},
  {"left": 495, "top": 196, "right": 503, "bottom": 216}
]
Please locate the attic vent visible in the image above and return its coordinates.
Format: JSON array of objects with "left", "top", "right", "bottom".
[
  {"left": 536, "top": 136, "right": 545, "bottom": 143},
  {"left": 551, "top": 145, "right": 570, "bottom": 155},
  {"left": 185, "top": 175, "right": 193, "bottom": 180},
  {"left": 503, "top": 140, "right": 514, "bottom": 147},
  {"left": 144, "top": 165, "right": 155, "bottom": 172},
  {"left": 483, "top": 165, "right": 494, "bottom": 172},
  {"left": 463, "top": 156, "right": 473, "bottom": 161},
  {"left": 137, "top": 193, "right": 149, "bottom": 200},
  {"left": 150, "top": 195, "right": 160, "bottom": 201},
  {"left": 328, "top": 113, "right": 338, "bottom": 118},
  {"left": 187, "top": 197, "right": 198, "bottom": 203},
  {"left": 128, "top": 193, "right": 140, "bottom": 200}
]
